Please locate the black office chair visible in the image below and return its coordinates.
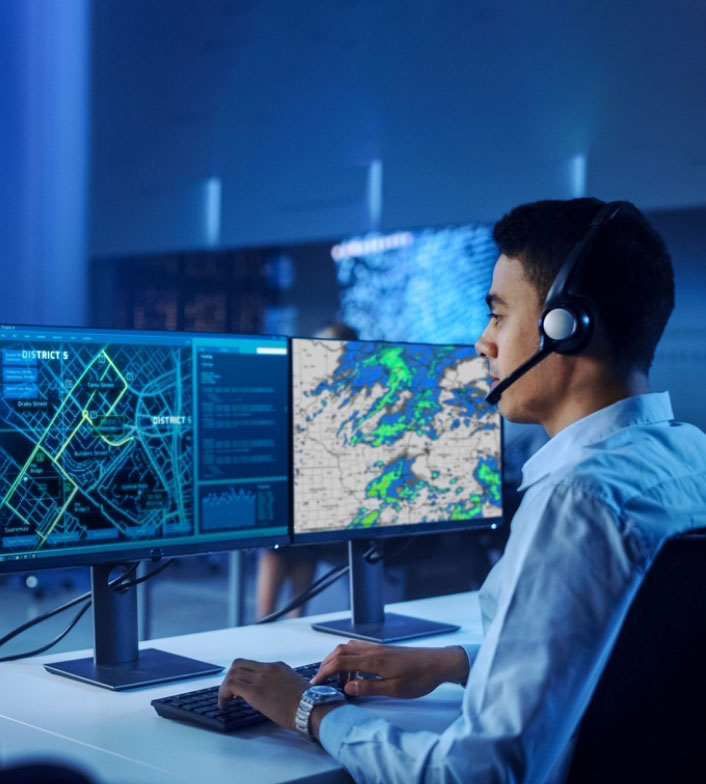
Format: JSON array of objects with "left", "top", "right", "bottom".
[
  {"left": 566, "top": 528, "right": 706, "bottom": 783},
  {"left": 0, "top": 762, "right": 98, "bottom": 783}
]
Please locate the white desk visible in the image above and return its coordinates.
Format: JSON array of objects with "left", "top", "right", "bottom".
[{"left": 0, "top": 592, "right": 481, "bottom": 784}]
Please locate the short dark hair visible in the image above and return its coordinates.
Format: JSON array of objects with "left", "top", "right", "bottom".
[
  {"left": 316, "top": 321, "right": 359, "bottom": 341},
  {"left": 492, "top": 197, "right": 674, "bottom": 374}
]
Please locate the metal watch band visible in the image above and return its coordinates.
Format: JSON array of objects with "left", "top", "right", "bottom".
[{"left": 295, "top": 686, "right": 344, "bottom": 743}]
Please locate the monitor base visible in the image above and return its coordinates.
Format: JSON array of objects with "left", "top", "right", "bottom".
[
  {"left": 44, "top": 647, "right": 223, "bottom": 691},
  {"left": 312, "top": 612, "right": 459, "bottom": 644}
]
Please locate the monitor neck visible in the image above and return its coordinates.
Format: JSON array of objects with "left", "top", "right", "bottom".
[
  {"left": 349, "top": 539, "right": 384, "bottom": 626},
  {"left": 311, "top": 539, "right": 460, "bottom": 643}
]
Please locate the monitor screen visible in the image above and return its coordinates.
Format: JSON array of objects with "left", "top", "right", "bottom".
[
  {"left": 0, "top": 324, "right": 290, "bottom": 572},
  {"left": 292, "top": 338, "right": 502, "bottom": 543},
  {"left": 91, "top": 222, "right": 496, "bottom": 346},
  {"left": 332, "top": 223, "right": 497, "bottom": 344}
]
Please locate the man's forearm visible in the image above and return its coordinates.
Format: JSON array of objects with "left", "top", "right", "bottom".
[{"left": 310, "top": 644, "right": 470, "bottom": 741}]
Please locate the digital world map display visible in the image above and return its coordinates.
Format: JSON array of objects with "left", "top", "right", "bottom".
[{"left": 292, "top": 339, "right": 502, "bottom": 536}]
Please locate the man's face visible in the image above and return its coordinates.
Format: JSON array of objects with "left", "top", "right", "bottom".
[{"left": 475, "top": 254, "right": 563, "bottom": 425}]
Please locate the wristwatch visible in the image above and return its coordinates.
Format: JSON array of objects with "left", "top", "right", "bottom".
[{"left": 295, "top": 685, "right": 345, "bottom": 743}]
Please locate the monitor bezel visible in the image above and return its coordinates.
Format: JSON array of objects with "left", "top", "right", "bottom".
[
  {"left": 0, "top": 322, "right": 291, "bottom": 574},
  {"left": 289, "top": 336, "right": 504, "bottom": 545}
]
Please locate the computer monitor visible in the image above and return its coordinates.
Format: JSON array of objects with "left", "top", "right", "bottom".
[
  {"left": 0, "top": 323, "right": 290, "bottom": 688},
  {"left": 332, "top": 222, "right": 497, "bottom": 344},
  {"left": 291, "top": 337, "right": 502, "bottom": 642}
]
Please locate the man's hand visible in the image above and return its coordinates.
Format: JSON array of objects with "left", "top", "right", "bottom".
[
  {"left": 310, "top": 640, "right": 470, "bottom": 699},
  {"left": 217, "top": 659, "right": 310, "bottom": 730}
]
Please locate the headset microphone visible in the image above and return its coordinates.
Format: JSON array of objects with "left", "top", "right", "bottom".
[{"left": 486, "top": 201, "right": 622, "bottom": 406}]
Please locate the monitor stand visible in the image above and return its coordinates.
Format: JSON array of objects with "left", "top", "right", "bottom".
[
  {"left": 312, "top": 540, "right": 460, "bottom": 643},
  {"left": 45, "top": 562, "right": 223, "bottom": 690}
]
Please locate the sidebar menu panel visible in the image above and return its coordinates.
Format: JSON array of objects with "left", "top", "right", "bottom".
[{"left": 194, "top": 338, "right": 289, "bottom": 539}]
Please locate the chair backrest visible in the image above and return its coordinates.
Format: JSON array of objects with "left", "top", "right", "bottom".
[{"left": 566, "top": 528, "right": 706, "bottom": 783}]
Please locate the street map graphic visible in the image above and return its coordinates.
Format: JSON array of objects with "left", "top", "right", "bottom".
[
  {"left": 292, "top": 340, "right": 501, "bottom": 534},
  {"left": 0, "top": 339, "right": 193, "bottom": 556}
]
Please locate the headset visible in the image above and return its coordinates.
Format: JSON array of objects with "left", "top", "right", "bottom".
[{"left": 486, "top": 201, "right": 622, "bottom": 405}]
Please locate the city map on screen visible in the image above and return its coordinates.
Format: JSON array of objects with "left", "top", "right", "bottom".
[{"left": 0, "top": 326, "right": 289, "bottom": 564}]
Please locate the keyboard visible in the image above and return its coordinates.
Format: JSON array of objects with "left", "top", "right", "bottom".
[{"left": 151, "top": 661, "right": 340, "bottom": 733}]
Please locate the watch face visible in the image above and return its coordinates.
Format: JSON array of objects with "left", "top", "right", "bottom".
[{"left": 309, "top": 685, "right": 339, "bottom": 698}]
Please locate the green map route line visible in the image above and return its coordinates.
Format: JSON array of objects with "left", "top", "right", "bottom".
[
  {"left": 3, "top": 447, "right": 79, "bottom": 547},
  {"left": 79, "top": 408, "right": 134, "bottom": 449},
  {"left": 0, "top": 347, "right": 133, "bottom": 547},
  {"left": 54, "top": 350, "right": 133, "bottom": 458}
]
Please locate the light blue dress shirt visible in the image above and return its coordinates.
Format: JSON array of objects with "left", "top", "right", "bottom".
[{"left": 319, "top": 393, "right": 706, "bottom": 783}]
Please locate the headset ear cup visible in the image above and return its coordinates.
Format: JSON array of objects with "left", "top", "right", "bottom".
[
  {"left": 540, "top": 296, "right": 596, "bottom": 355},
  {"left": 542, "top": 307, "right": 577, "bottom": 341}
]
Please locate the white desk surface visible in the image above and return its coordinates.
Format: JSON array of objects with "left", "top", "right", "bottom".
[{"left": 0, "top": 592, "right": 481, "bottom": 784}]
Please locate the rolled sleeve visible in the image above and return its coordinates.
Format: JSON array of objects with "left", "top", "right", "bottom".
[{"left": 319, "top": 703, "right": 375, "bottom": 757}]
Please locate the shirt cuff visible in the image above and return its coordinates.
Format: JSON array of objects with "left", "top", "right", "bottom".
[
  {"left": 459, "top": 643, "right": 479, "bottom": 682},
  {"left": 318, "top": 703, "right": 378, "bottom": 757}
]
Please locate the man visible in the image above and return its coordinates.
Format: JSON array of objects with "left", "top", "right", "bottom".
[{"left": 218, "top": 198, "right": 706, "bottom": 782}]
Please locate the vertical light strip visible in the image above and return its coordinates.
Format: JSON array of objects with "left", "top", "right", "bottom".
[
  {"left": 204, "top": 176, "right": 222, "bottom": 246},
  {"left": 367, "top": 158, "right": 383, "bottom": 230},
  {"left": 568, "top": 153, "right": 587, "bottom": 198},
  {"left": 1, "top": 0, "right": 90, "bottom": 326}
]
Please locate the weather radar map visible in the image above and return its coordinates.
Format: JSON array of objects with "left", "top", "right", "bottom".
[{"left": 292, "top": 339, "right": 502, "bottom": 535}]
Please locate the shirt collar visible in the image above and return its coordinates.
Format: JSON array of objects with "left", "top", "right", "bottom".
[{"left": 518, "top": 392, "right": 674, "bottom": 491}]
